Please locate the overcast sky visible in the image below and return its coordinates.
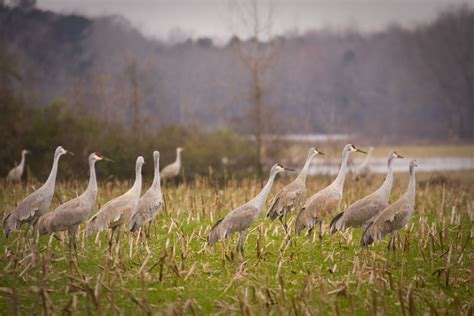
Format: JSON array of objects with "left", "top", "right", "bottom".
[{"left": 37, "top": 0, "right": 471, "bottom": 42}]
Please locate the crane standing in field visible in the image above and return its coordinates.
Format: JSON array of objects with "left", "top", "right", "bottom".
[
  {"left": 38, "top": 152, "right": 112, "bottom": 252},
  {"left": 7, "top": 149, "right": 31, "bottom": 183},
  {"left": 330, "top": 151, "right": 403, "bottom": 234},
  {"left": 295, "top": 144, "right": 367, "bottom": 240},
  {"left": 129, "top": 151, "right": 163, "bottom": 238},
  {"left": 266, "top": 147, "right": 325, "bottom": 233},
  {"left": 208, "top": 163, "right": 294, "bottom": 255},
  {"left": 3, "top": 146, "right": 72, "bottom": 238},
  {"left": 160, "top": 147, "right": 183, "bottom": 184},
  {"left": 85, "top": 156, "right": 144, "bottom": 248},
  {"left": 352, "top": 146, "right": 374, "bottom": 180},
  {"left": 361, "top": 160, "right": 417, "bottom": 260}
]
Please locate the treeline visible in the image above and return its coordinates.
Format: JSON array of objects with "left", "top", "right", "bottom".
[
  {"left": 0, "top": 90, "right": 258, "bottom": 181},
  {"left": 0, "top": 5, "right": 473, "bottom": 141}
]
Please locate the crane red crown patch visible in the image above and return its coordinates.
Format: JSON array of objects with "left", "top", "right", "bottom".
[{"left": 95, "top": 152, "right": 103, "bottom": 157}]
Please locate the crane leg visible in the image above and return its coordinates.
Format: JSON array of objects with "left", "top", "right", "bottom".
[
  {"left": 146, "top": 221, "right": 152, "bottom": 240},
  {"left": 318, "top": 221, "right": 323, "bottom": 244},
  {"left": 237, "top": 231, "right": 246, "bottom": 256},
  {"left": 279, "top": 216, "right": 288, "bottom": 235},
  {"left": 392, "top": 232, "right": 398, "bottom": 262},
  {"left": 386, "top": 237, "right": 392, "bottom": 262},
  {"left": 108, "top": 227, "right": 117, "bottom": 250}
]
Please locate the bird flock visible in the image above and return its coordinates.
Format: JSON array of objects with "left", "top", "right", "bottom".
[{"left": 3, "top": 144, "right": 417, "bottom": 260}]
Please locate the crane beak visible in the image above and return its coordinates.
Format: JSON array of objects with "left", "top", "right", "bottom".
[
  {"left": 67, "top": 151, "right": 75, "bottom": 156},
  {"left": 103, "top": 157, "right": 114, "bottom": 162},
  {"left": 397, "top": 153, "right": 404, "bottom": 159},
  {"left": 317, "top": 151, "right": 325, "bottom": 155},
  {"left": 284, "top": 167, "right": 296, "bottom": 172},
  {"left": 356, "top": 148, "right": 367, "bottom": 154}
]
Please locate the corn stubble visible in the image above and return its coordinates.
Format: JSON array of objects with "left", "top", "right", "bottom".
[{"left": 0, "top": 174, "right": 472, "bottom": 315}]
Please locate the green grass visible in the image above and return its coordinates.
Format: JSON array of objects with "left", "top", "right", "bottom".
[{"left": 0, "top": 172, "right": 472, "bottom": 314}]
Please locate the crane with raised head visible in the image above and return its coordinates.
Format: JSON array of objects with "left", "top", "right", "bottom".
[
  {"left": 160, "top": 147, "right": 183, "bottom": 183},
  {"left": 361, "top": 160, "right": 417, "bottom": 260},
  {"left": 7, "top": 149, "right": 31, "bottom": 182},
  {"left": 295, "top": 144, "right": 366, "bottom": 240},
  {"left": 330, "top": 151, "right": 403, "bottom": 234},
  {"left": 85, "top": 156, "right": 144, "bottom": 247},
  {"left": 208, "top": 163, "right": 293, "bottom": 255},
  {"left": 129, "top": 151, "right": 163, "bottom": 238},
  {"left": 38, "top": 152, "right": 112, "bottom": 252},
  {"left": 3, "top": 146, "right": 72, "bottom": 238},
  {"left": 266, "top": 147, "right": 324, "bottom": 233}
]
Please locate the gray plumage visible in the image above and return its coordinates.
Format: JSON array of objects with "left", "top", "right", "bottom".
[
  {"left": 361, "top": 160, "right": 417, "bottom": 248},
  {"left": 129, "top": 151, "right": 163, "bottom": 233},
  {"left": 3, "top": 146, "right": 70, "bottom": 238},
  {"left": 208, "top": 163, "right": 290, "bottom": 253},
  {"left": 330, "top": 151, "right": 403, "bottom": 234},
  {"left": 7, "top": 149, "right": 30, "bottom": 182},
  {"left": 160, "top": 147, "right": 182, "bottom": 182},
  {"left": 85, "top": 156, "right": 144, "bottom": 236},
  {"left": 267, "top": 148, "right": 323, "bottom": 222},
  {"left": 352, "top": 146, "right": 374, "bottom": 180},
  {"left": 295, "top": 144, "right": 366, "bottom": 236},
  {"left": 38, "top": 152, "right": 105, "bottom": 236}
]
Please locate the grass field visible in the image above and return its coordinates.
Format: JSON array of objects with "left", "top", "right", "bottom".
[{"left": 0, "top": 170, "right": 472, "bottom": 314}]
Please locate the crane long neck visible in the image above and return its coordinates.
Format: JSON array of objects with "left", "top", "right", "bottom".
[
  {"left": 295, "top": 153, "right": 315, "bottom": 183},
  {"left": 331, "top": 149, "right": 350, "bottom": 192},
  {"left": 84, "top": 159, "right": 98, "bottom": 198},
  {"left": 130, "top": 163, "right": 143, "bottom": 196},
  {"left": 377, "top": 156, "right": 395, "bottom": 200},
  {"left": 252, "top": 171, "right": 278, "bottom": 212},
  {"left": 176, "top": 151, "right": 181, "bottom": 166},
  {"left": 406, "top": 167, "right": 416, "bottom": 208},
  {"left": 44, "top": 153, "right": 61, "bottom": 190},
  {"left": 151, "top": 157, "right": 161, "bottom": 190},
  {"left": 19, "top": 152, "right": 26, "bottom": 169}
]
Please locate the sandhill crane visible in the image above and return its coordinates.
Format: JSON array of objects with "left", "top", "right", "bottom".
[
  {"left": 295, "top": 144, "right": 366, "bottom": 240},
  {"left": 85, "top": 156, "right": 144, "bottom": 247},
  {"left": 160, "top": 147, "right": 183, "bottom": 183},
  {"left": 352, "top": 146, "right": 374, "bottom": 180},
  {"left": 330, "top": 151, "right": 403, "bottom": 234},
  {"left": 361, "top": 160, "right": 417, "bottom": 260},
  {"left": 7, "top": 149, "right": 31, "bottom": 182},
  {"left": 129, "top": 151, "right": 163, "bottom": 238},
  {"left": 3, "top": 146, "right": 72, "bottom": 238},
  {"left": 38, "top": 152, "right": 112, "bottom": 251},
  {"left": 208, "top": 163, "right": 293, "bottom": 255},
  {"left": 266, "top": 147, "right": 324, "bottom": 232}
]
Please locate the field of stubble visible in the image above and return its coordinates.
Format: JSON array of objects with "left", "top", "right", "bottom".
[{"left": 0, "top": 172, "right": 472, "bottom": 315}]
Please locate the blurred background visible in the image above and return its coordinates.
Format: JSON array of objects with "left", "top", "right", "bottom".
[{"left": 0, "top": 0, "right": 473, "bottom": 180}]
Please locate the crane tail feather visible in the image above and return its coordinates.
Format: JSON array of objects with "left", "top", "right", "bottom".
[
  {"left": 360, "top": 221, "right": 375, "bottom": 247},
  {"left": 329, "top": 212, "right": 344, "bottom": 235},
  {"left": 208, "top": 218, "right": 225, "bottom": 245}
]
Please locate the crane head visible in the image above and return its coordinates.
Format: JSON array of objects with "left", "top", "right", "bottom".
[
  {"left": 153, "top": 151, "right": 160, "bottom": 160},
  {"left": 348, "top": 144, "right": 367, "bottom": 154},
  {"left": 137, "top": 156, "right": 145, "bottom": 166},
  {"left": 310, "top": 147, "right": 325, "bottom": 156},
  {"left": 393, "top": 151, "right": 403, "bottom": 159},
  {"left": 56, "top": 146, "right": 73, "bottom": 156},
  {"left": 92, "top": 152, "right": 114, "bottom": 162},
  {"left": 177, "top": 147, "right": 183, "bottom": 153},
  {"left": 22, "top": 149, "right": 31, "bottom": 155},
  {"left": 274, "top": 163, "right": 295, "bottom": 173}
]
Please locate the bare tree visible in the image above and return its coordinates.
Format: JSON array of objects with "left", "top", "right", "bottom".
[{"left": 229, "top": 0, "right": 277, "bottom": 176}]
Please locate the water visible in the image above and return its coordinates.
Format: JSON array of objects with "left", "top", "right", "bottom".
[{"left": 308, "top": 157, "right": 474, "bottom": 175}]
